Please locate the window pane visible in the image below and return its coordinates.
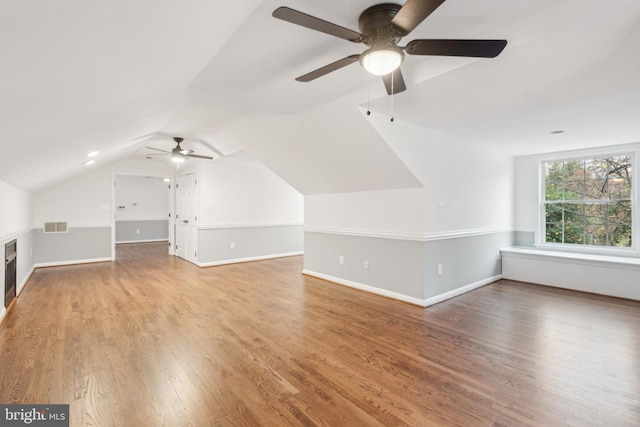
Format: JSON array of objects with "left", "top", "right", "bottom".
[
  {"left": 564, "top": 160, "right": 584, "bottom": 180},
  {"left": 545, "top": 204, "right": 564, "bottom": 243},
  {"left": 565, "top": 179, "right": 586, "bottom": 200},
  {"left": 565, "top": 160, "right": 586, "bottom": 200},
  {"left": 564, "top": 213, "right": 585, "bottom": 244},
  {"left": 609, "top": 177, "right": 631, "bottom": 199},
  {"left": 584, "top": 178, "right": 607, "bottom": 199},
  {"left": 607, "top": 156, "right": 632, "bottom": 199},
  {"left": 585, "top": 224, "right": 606, "bottom": 246},
  {"left": 610, "top": 201, "right": 632, "bottom": 247},
  {"left": 585, "top": 203, "right": 606, "bottom": 225},
  {"left": 545, "top": 181, "right": 563, "bottom": 201},
  {"left": 544, "top": 162, "right": 564, "bottom": 201}
]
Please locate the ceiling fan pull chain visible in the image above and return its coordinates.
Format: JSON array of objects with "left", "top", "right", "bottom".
[
  {"left": 367, "top": 71, "right": 371, "bottom": 115},
  {"left": 390, "top": 72, "right": 395, "bottom": 122}
]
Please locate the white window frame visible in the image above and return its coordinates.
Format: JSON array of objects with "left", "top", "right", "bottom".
[{"left": 535, "top": 146, "right": 638, "bottom": 256}]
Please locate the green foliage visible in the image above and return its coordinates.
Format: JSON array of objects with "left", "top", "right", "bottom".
[{"left": 544, "top": 156, "right": 632, "bottom": 247}]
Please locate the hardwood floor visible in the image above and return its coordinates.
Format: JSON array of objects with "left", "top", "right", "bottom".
[{"left": 1, "top": 242, "right": 639, "bottom": 426}]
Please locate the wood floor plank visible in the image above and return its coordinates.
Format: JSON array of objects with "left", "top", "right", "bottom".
[{"left": 1, "top": 242, "right": 639, "bottom": 426}]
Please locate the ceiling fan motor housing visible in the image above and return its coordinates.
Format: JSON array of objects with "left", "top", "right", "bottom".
[{"left": 358, "top": 3, "right": 403, "bottom": 46}]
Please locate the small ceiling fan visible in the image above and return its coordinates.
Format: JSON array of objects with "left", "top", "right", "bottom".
[
  {"left": 146, "top": 137, "right": 213, "bottom": 162},
  {"left": 273, "top": 0, "right": 507, "bottom": 95}
]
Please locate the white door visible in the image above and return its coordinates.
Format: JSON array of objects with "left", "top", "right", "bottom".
[{"left": 175, "top": 172, "right": 198, "bottom": 263}]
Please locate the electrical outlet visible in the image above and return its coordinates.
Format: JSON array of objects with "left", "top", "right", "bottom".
[
  {"left": 364, "top": 260, "right": 369, "bottom": 269},
  {"left": 339, "top": 255, "right": 344, "bottom": 264},
  {"left": 437, "top": 264, "right": 443, "bottom": 275},
  {"left": 230, "top": 242, "right": 236, "bottom": 249},
  {"left": 136, "top": 229, "right": 140, "bottom": 234}
]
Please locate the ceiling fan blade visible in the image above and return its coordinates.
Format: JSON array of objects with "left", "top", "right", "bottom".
[
  {"left": 390, "top": 0, "right": 446, "bottom": 36},
  {"left": 185, "top": 153, "right": 214, "bottom": 160},
  {"left": 381, "top": 69, "right": 407, "bottom": 95},
  {"left": 405, "top": 39, "right": 507, "bottom": 58},
  {"left": 296, "top": 55, "right": 360, "bottom": 82},
  {"left": 145, "top": 146, "right": 171, "bottom": 153},
  {"left": 146, "top": 153, "right": 171, "bottom": 156},
  {"left": 273, "top": 7, "right": 363, "bottom": 42}
]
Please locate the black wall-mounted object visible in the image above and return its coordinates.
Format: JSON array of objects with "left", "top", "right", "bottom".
[{"left": 5, "top": 239, "right": 17, "bottom": 308}]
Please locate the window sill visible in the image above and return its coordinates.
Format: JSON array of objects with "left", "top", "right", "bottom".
[
  {"left": 533, "top": 243, "right": 638, "bottom": 258},
  {"left": 501, "top": 246, "right": 640, "bottom": 269}
]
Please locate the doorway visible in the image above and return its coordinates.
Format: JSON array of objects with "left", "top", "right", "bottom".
[{"left": 112, "top": 173, "right": 174, "bottom": 258}]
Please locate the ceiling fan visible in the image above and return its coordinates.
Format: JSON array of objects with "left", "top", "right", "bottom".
[
  {"left": 146, "top": 137, "right": 213, "bottom": 162},
  {"left": 273, "top": 0, "right": 507, "bottom": 95}
]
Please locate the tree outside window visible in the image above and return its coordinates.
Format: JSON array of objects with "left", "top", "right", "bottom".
[{"left": 544, "top": 155, "right": 632, "bottom": 248}]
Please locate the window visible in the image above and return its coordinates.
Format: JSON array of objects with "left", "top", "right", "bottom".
[{"left": 543, "top": 155, "right": 632, "bottom": 248}]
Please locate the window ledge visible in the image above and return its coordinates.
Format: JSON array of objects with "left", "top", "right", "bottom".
[{"left": 501, "top": 246, "right": 640, "bottom": 269}]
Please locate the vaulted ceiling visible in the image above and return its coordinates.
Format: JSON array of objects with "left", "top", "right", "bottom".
[{"left": 2, "top": 0, "right": 640, "bottom": 193}]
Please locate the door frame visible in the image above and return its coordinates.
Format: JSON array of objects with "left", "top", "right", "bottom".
[
  {"left": 110, "top": 172, "right": 175, "bottom": 260},
  {"left": 174, "top": 171, "right": 199, "bottom": 263}
]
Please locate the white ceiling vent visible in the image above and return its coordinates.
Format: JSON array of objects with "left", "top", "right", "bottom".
[{"left": 44, "top": 222, "right": 68, "bottom": 233}]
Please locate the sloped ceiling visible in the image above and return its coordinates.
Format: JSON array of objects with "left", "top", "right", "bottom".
[{"left": 1, "top": 0, "right": 640, "bottom": 193}]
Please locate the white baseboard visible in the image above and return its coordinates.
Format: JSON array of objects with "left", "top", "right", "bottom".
[
  {"left": 302, "top": 270, "right": 502, "bottom": 308},
  {"left": 302, "top": 270, "right": 426, "bottom": 306},
  {"left": 422, "top": 275, "right": 502, "bottom": 307},
  {"left": 0, "top": 266, "right": 36, "bottom": 326},
  {"left": 35, "top": 257, "right": 113, "bottom": 268},
  {"left": 197, "top": 251, "right": 304, "bottom": 267},
  {"left": 17, "top": 265, "right": 36, "bottom": 296}
]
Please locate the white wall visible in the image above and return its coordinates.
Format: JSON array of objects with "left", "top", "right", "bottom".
[
  {"left": 302, "top": 113, "right": 514, "bottom": 305},
  {"left": 305, "top": 188, "right": 425, "bottom": 238},
  {"left": 219, "top": 101, "right": 422, "bottom": 195},
  {"left": 111, "top": 157, "right": 175, "bottom": 179},
  {"left": 513, "top": 155, "right": 540, "bottom": 234},
  {"left": 367, "top": 112, "right": 514, "bottom": 234},
  {"left": 0, "top": 180, "right": 33, "bottom": 321},
  {"left": 34, "top": 167, "right": 112, "bottom": 228},
  {"left": 0, "top": 179, "right": 33, "bottom": 241},
  {"left": 115, "top": 175, "right": 168, "bottom": 221},
  {"left": 198, "top": 155, "right": 303, "bottom": 226},
  {"left": 34, "top": 158, "right": 174, "bottom": 228},
  {"left": 195, "top": 155, "right": 304, "bottom": 266}
]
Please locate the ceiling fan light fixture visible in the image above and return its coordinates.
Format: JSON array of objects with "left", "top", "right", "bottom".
[
  {"left": 171, "top": 155, "right": 185, "bottom": 163},
  {"left": 360, "top": 46, "right": 404, "bottom": 76}
]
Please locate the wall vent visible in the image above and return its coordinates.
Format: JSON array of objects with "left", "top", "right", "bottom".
[{"left": 44, "top": 222, "right": 69, "bottom": 233}]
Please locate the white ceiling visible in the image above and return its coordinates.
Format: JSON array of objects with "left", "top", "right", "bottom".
[{"left": 2, "top": 0, "right": 640, "bottom": 192}]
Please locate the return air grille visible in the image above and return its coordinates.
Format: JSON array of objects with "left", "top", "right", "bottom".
[{"left": 44, "top": 222, "right": 68, "bottom": 233}]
